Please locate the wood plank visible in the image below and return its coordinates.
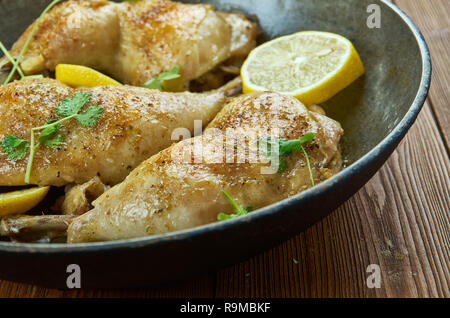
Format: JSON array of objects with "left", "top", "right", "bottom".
[
  {"left": 0, "top": 274, "right": 216, "bottom": 298},
  {"left": 395, "top": 0, "right": 450, "bottom": 148},
  {"left": 215, "top": 102, "right": 450, "bottom": 298},
  {"left": 2, "top": 103, "right": 448, "bottom": 298}
]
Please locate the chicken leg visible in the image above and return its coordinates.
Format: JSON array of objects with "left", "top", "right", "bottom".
[
  {"left": 0, "top": 0, "right": 257, "bottom": 90},
  {"left": 0, "top": 77, "right": 242, "bottom": 186},
  {"left": 68, "top": 92, "right": 343, "bottom": 243}
]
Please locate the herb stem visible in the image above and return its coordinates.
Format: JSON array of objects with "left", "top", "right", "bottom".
[
  {"left": 23, "top": 74, "right": 44, "bottom": 79},
  {"left": 2, "top": 92, "right": 102, "bottom": 184},
  {"left": 300, "top": 144, "right": 315, "bottom": 187},
  {"left": 32, "top": 114, "right": 77, "bottom": 131},
  {"left": 24, "top": 132, "right": 39, "bottom": 184},
  {"left": 221, "top": 190, "right": 241, "bottom": 212},
  {"left": 24, "top": 114, "right": 76, "bottom": 183},
  {"left": 4, "top": 0, "right": 62, "bottom": 85},
  {"left": 0, "top": 41, "right": 25, "bottom": 78}
]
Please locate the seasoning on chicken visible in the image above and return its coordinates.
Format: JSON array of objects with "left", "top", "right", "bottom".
[
  {"left": 0, "top": 77, "right": 242, "bottom": 186},
  {"left": 68, "top": 92, "right": 343, "bottom": 243},
  {"left": 0, "top": 0, "right": 257, "bottom": 90}
]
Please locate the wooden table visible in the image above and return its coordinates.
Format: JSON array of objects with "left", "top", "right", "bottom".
[{"left": 0, "top": 0, "right": 448, "bottom": 298}]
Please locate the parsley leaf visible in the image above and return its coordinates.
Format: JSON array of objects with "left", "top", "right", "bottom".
[
  {"left": 38, "top": 120, "right": 60, "bottom": 144},
  {"left": 258, "top": 133, "right": 316, "bottom": 184},
  {"left": 37, "top": 119, "right": 65, "bottom": 149},
  {"left": 157, "top": 66, "right": 181, "bottom": 81},
  {"left": 1, "top": 134, "right": 29, "bottom": 160},
  {"left": 257, "top": 136, "right": 293, "bottom": 173},
  {"left": 300, "top": 132, "right": 316, "bottom": 144},
  {"left": 41, "top": 134, "right": 65, "bottom": 149},
  {"left": 143, "top": 66, "right": 181, "bottom": 90},
  {"left": 278, "top": 139, "right": 302, "bottom": 156},
  {"left": 56, "top": 92, "right": 92, "bottom": 117},
  {"left": 7, "top": 92, "right": 104, "bottom": 184},
  {"left": 143, "top": 79, "right": 163, "bottom": 90},
  {"left": 217, "top": 190, "right": 253, "bottom": 221},
  {"left": 75, "top": 105, "right": 104, "bottom": 127}
]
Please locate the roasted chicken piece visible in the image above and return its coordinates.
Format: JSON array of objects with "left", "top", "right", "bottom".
[
  {"left": 0, "top": 0, "right": 257, "bottom": 90},
  {"left": 0, "top": 77, "right": 242, "bottom": 186},
  {"left": 68, "top": 92, "right": 343, "bottom": 243}
]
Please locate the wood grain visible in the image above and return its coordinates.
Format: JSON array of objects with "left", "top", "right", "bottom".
[
  {"left": 1, "top": 104, "right": 447, "bottom": 298},
  {"left": 215, "top": 102, "right": 449, "bottom": 298},
  {"left": 395, "top": 0, "right": 450, "bottom": 149},
  {"left": 0, "top": 0, "right": 448, "bottom": 298},
  {"left": 0, "top": 274, "right": 216, "bottom": 298}
]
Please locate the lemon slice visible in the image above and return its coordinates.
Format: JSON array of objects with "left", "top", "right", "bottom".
[
  {"left": 0, "top": 186, "right": 50, "bottom": 217},
  {"left": 241, "top": 31, "right": 364, "bottom": 105},
  {"left": 55, "top": 64, "right": 121, "bottom": 88}
]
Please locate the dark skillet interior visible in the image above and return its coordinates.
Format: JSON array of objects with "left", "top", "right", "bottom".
[{"left": 0, "top": 0, "right": 430, "bottom": 288}]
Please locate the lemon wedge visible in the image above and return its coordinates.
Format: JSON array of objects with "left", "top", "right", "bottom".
[
  {"left": 0, "top": 186, "right": 50, "bottom": 217},
  {"left": 241, "top": 31, "right": 364, "bottom": 105},
  {"left": 55, "top": 64, "right": 121, "bottom": 88}
]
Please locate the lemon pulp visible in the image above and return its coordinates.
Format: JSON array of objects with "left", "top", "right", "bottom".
[{"left": 241, "top": 31, "right": 364, "bottom": 105}]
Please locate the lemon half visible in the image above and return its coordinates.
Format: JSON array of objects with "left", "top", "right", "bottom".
[
  {"left": 55, "top": 64, "right": 121, "bottom": 88},
  {"left": 0, "top": 186, "right": 50, "bottom": 217},
  {"left": 241, "top": 31, "right": 364, "bottom": 105}
]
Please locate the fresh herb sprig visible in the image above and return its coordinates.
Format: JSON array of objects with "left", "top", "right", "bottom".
[
  {"left": 0, "top": 41, "right": 44, "bottom": 81},
  {"left": 259, "top": 133, "right": 316, "bottom": 186},
  {"left": 143, "top": 66, "right": 181, "bottom": 90},
  {"left": 217, "top": 190, "right": 253, "bottom": 221},
  {"left": 1, "top": 92, "right": 104, "bottom": 184},
  {"left": 0, "top": 42, "right": 25, "bottom": 79},
  {"left": 2, "top": 0, "right": 62, "bottom": 85}
]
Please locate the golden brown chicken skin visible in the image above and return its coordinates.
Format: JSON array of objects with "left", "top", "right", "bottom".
[
  {"left": 0, "top": 77, "right": 241, "bottom": 186},
  {"left": 0, "top": 0, "right": 257, "bottom": 90},
  {"left": 68, "top": 92, "right": 343, "bottom": 243}
]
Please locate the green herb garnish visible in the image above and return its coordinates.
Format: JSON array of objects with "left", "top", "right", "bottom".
[
  {"left": 143, "top": 66, "right": 181, "bottom": 90},
  {"left": 0, "top": 134, "right": 29, "bottom": 160},
  {"left": 1, "top": 40, "right": 45, "bottom": 82},
  {"left": 55, "top": 92, "right": 104, "bottom": 127},
  {"left": 217, "top": 190, "right": 253, "bottom": 221},
  {"left": 2, "top": 0, "right": 63, "bottom": 85},
  {"left": 0, "top": 41, "right": 25, "bottom": 79},
  {"left": 1, "top": 92, "right": 103, "bottom": 183},
  {"left": 259, "top": 133, "right": 316, "bottom": 186}
]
